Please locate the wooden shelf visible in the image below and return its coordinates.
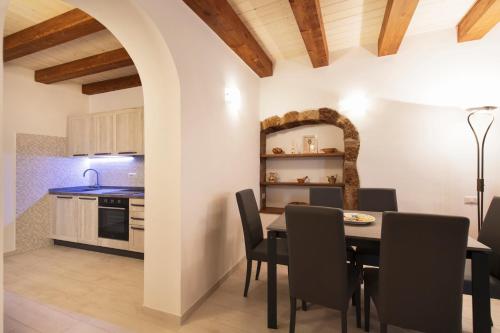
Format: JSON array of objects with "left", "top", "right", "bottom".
[
  {"left": 260, "top": 207, "right": 285, "bottom": 214},
  {"left": 261, "top": 152, "right": 344, "bottom": 159},
  {"left": 261, "top": 182, "right": 344, "bottom": 187}
]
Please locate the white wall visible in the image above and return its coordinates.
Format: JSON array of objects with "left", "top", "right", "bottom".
[
  {"left": 260, "top": 27, "right": 500, "bottom": 237},
  {"left": 3, "top": 65, "right": 88, "bottom": 253},
  {"left": 88, "top": 86, "right": 143, "bottom": 113},
  {"left": 132, "top": 1, "right": 261, "bottom": 314}
]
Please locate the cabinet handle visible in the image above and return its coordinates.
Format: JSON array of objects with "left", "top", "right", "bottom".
[
  {"left": 98, "top": 206, "right": 126, "bottom": 210},
  {"left": 131, "top": 204, "right": 144, "bottom": 207},
  {"left": 94, "top": 153, "right": 111, "bottom": 156},
  {"left": 119, "top": 151, "right": 137, "bottom": 155},
  {"left": 57, "top": 196, "right": 73, "bottom": 199},
  {"left": 72, "top": 154, "right": 88, "bottom": 157},
  {"left": 131, "top": 217, "right": 144, "bottom": 221},
  {"left": 79, "top": 197, "right": 96, "bottom": 201},
  {"left": 131, "top": 226, "right": 144, "bottom": 230}
]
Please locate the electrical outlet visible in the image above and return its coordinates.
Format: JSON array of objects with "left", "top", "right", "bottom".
[
  {"left": 128, "top": 173, "right": 137, "bottom": 179},
  {"left": 464, "top": 196, "right": 478, "bottom": 205}
]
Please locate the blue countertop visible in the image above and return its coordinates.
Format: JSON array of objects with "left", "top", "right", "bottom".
[{"left": 49, "top": 186, "right": 145, "bottom": 198}]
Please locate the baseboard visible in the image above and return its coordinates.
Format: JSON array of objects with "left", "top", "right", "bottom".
[
  {"left": 142, "top": 305, "right": 182, "bottom": 327},
  {"left": 180, "top": 256, "right": 245, "bottom": 324},
  {"left": 54, "top": 240, "right": 144, "bottom": 259}
]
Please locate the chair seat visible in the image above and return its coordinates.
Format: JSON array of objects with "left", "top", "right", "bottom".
[
  {"left": 463, "top": 260, "right": 500, "bottom": 299},
  {"left": 250, "top": 238, "right": 289, "bottom": 265}
]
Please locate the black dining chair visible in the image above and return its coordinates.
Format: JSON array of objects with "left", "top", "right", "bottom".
[
  {"left": 286, "top": 205, "right": 362, "bottom": 333},
  {"left": 364, "top": 212, "right": 469, "bottom": 333},
  {"left": 236, "top": 189, "right": 288, "bottom": 297},
  {"left": 356, "top": 188, "right": 398, "bottom": 267},
  {"left": 463, "top": 197, "right": 500, "bottom": 321},
  {"left": 309, "top": 187, "right": 344, "bottom": 208}
]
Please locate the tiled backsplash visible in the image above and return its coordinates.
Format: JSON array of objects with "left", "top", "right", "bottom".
[{"left": 87, "top": 156, "right": 144, "bottom": 187}]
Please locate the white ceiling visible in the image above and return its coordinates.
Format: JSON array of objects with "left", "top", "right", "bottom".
[
  {"left": 3, "top": 0, "right": 138, "bottom": 84},
  {"left": 229, "top": 0, "right": 477, "bottom": 61}
]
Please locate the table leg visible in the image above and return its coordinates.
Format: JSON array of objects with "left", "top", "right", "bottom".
[
  {"left": 268, "top": 230, "right": 277, "bottom": 329},
  {"left": 471, "top": 251, "right": 491, "bottom": 333}
]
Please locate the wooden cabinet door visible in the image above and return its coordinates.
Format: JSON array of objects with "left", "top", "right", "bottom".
[
  {"left": 129, "top": 226, "right": 144, "bottom": 253},
  {"left": 115, "top": 108, "right": 144, "bottom": 155},
  {"left": 51, "top": 195, "right": 77, "bottom": 242},
  {"left": 67, "top": 115, "right": 91, "bottom": 157},
  {"left": 92, "top": 112, "right": 115, "bottom": 155},
  {"left": 77, "top": 197, "right": 98, "bottom": 245}
]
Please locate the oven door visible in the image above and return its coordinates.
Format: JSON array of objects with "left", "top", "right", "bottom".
[{"left": 98, "top": 206, "right": 129, "bottom": 241}]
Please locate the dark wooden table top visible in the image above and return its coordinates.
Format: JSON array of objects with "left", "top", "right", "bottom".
[{"left": 267, "top": 210, "right": 491, "bottom": 253}]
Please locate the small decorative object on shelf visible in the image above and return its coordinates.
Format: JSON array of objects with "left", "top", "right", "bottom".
[
  {"left": 321, "top": 148, "right": 338, "bottom": 154},
  {"left": 297, "top": 176, "right": 309, "bottom": 184},
  {"left": 303, "top": 135, "right": 318, "bottom": 153},
  {"left": 268, "top": 172, "right": 279, "bottom": 183},
  {"left": 327, "top": 175, "right": 338, "bottom": 184},
  {"left": 290, "top": 141, "right": 297, "bottom": 154},
  {"left": 272, "top": 147, "right": 284, "bottom": 154}
]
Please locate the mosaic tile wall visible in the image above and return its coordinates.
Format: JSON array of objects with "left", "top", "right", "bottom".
[
  {"left": 15, "top": 134, "right": 89, "bottom": 254},
  {"left": 87, "top": 156, "right": 144, "bottom": 187}
]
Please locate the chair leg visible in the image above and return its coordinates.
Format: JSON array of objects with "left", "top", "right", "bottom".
[
  {"left": 301, "top": 300, "right": 307, "bottom": 311},
  {"left": 255, "top": 261, "right": 261, "bottom": 280},
  {"left": 355, "top": 285, "right": 361, "bottom": 328},
  {"left": 243, "top": 260, "right": 252, "bottom": 297},
  {"left": 364, "top": 287, "right": 370, "bottom": 332},
  {"left": 380, "top": 323, "right": 388, "bottom": 333},
  {"left": 341, "top": 310, "right": 347, "bottom": 333},
  {"left": 289, "top": 297, "right": 297, "bottom": 333}
]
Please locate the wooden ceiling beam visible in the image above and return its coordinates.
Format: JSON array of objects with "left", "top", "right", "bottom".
[
  {"left": 378, "top": 0, "right": 420, "bottom": 57},
  {"left": 289, "top": 0, "right": 329, "bottom": 68},
  {"left": 82, "top": 74, "right": 141, "bottom": 95},
  {"left": 4, "top": 8, "right": 106, "bottom": 62},
  {"left": 182, "top": 0, "right": 273, "bottom": 77},
  {"left": 35, "top": 48, "right": 134, "bottom": 84},
  {"left": 458, "top": 0, "right": 500, "bottom": 42}
]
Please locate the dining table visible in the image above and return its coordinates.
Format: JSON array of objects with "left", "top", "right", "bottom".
[{"left": 266, "top": 210, "right": 492, "bottom": 333}]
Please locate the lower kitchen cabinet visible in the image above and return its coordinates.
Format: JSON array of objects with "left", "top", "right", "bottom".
[
  {"left": 77, "top": 196, "right": 98, "bottom": 245},
  {"left": 129, "top": 226, "right": 144, "bottom": 253},
  {"left": 51, "top": 195, "right": 78, "bottom": 242}
]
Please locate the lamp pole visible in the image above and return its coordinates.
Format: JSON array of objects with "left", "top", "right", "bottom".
[{"left": 467, "top": 106, "right": 496, "bottom": 232}]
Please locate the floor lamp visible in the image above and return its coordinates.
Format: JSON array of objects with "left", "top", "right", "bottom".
[{"left": 467, "top": 106, "right": 497, "bottom": 232}]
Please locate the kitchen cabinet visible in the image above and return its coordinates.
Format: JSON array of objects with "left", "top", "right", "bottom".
[
  {"left": 77, "top": 197, "right": 98, "bottom": 245},
  {"left": 92, "top": 112, "right": 115, "bottom": 155},
  {"left": 115, "top": 109, "right": 144, "bottom": 155},
  {"left": 67, "top": 115, "right": 92, "bottom": 157},
  {"left": 51, "top": 195, "right": 77, "bottom": 242},
  {"left": 129, "top": 198, "right": 145, "bottom": 253}
]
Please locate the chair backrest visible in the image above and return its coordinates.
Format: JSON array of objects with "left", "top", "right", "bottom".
[
  {"left": 285, "top": 205, "right": 349, "bottom": 310},
  {"left": 236, "top": 189, "right": 264, "bottom": 257},
  {"left": 309, "top": 187, "right": 343, "bottom": 208},
  {"left": 479, "top": 196, "right": 500, "bottom": 279},
  {"left": 378, "top": 212, "right": 469, "bottom": 333},
  {"left": 358, "top": 188, "right": 398, "bottom": 212}
]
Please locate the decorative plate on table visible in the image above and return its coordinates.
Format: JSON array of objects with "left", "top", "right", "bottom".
[{"left": 344, "top": 213, "right": 375, "bottom": 225}]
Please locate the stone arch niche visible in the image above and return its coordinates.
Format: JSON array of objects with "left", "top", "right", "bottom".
[{"left": 261, "top": 108, "right": 360, "bottom": 209}]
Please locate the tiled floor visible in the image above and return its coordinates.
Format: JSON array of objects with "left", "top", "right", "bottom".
[{"left": 4, "top": 246, "right": 500, "bottom": 333}]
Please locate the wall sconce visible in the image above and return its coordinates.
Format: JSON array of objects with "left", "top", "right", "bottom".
[
  {"left": 225, "top": 86, "right": 242, "bottom": 112},
  {"left": 466, "top": 105, "right": 497, "bottom": 232},
  {"left": 339, "top": 92, "right": 369, "bottom": 119}
]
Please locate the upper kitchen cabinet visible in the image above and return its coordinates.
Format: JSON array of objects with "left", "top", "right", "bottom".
[
  {"left": 115, "top": 108, "right": 144, "bottom": 155},
  {"left": 67, "top": 115, "right": 92, "bottom": 157},
  {"left": 92, "top": 112, "right": 116, "bottom": 156}
]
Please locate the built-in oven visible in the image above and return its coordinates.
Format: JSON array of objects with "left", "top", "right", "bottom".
[{"left": 98, "top": 197, "right": 129, "bottom": 241}]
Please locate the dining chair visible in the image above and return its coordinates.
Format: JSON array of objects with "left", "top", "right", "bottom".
[
  {"left": 364, "top": 212, "right": 469, "bottom": 333},
  {"left": 463, "top": 197, "right": 500, "bottom": 318},
  {"left": 236, "top": 189, "right": 289, "bottom": 297},
  {"left": 286, "top": 205, "right": 362, "bottom": 333},
  {"left": 356, "top": 188, "right": 398, "bottom": 267},
  {"left": 309, "top": 187, "right": 343, "bottom": 208}
]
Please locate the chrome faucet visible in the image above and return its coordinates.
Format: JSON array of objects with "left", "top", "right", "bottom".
[{"left": 83, "top": 169, "right": 100, "bottom": 188}]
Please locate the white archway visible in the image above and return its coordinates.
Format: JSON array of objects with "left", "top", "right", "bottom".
[{"left": 0, "top": 0, "right": 183, "bottom": 318}]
